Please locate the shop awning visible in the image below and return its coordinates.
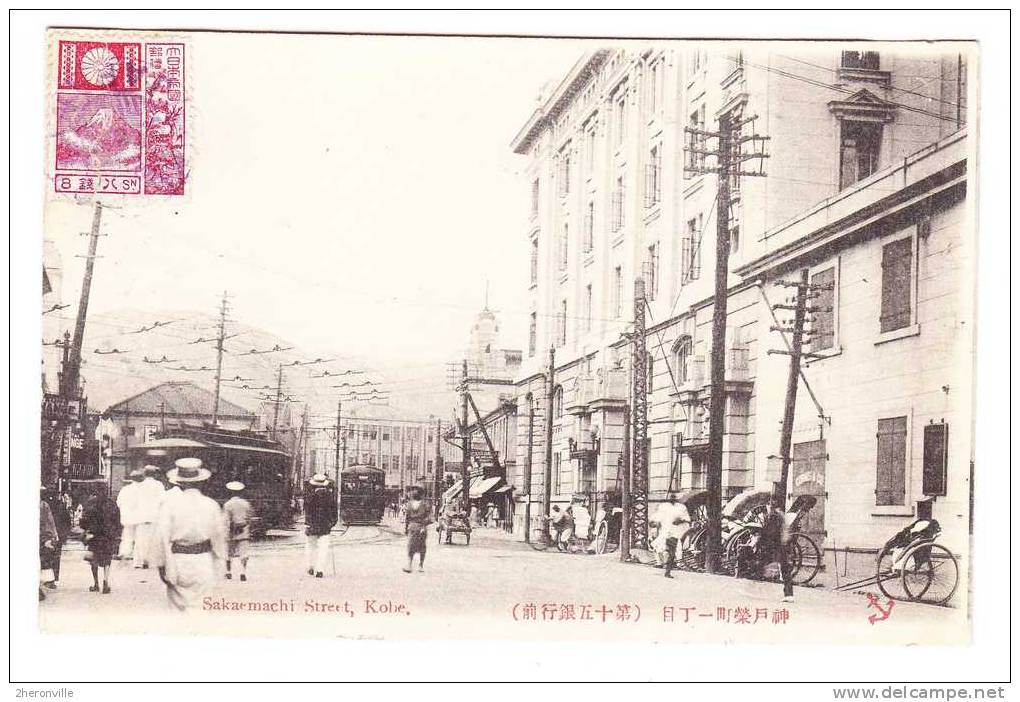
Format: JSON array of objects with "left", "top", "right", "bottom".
[
  {"left": 443, "top": 480, "right": 464, "bottom": 502},
  {"left": 469, "top": 476, "right": 503, "bottom": 499},
  {"left": 443, "top": 476, "right": 504, "bottom": 501},
  {"left": 492, "top": 485, "right": 513, "bottom": 494}
]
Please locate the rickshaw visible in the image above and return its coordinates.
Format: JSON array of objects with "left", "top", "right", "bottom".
[
  {"left": 836, "top": 518, "right": 960, "bottom": 605},
  {"left": 436, "top": 504, "right": 472, "bottom": 546},
  {"left": 724, "top": 493, "right": 823, "bottom": 585}
]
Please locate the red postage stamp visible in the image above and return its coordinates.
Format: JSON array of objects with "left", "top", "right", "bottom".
[{"left": 53, "top": 39, "right": 186, "bottom": 196}]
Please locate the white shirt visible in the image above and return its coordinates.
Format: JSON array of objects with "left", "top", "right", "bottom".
[
  {"left": 654, "top": 502, "right": 692, "bottom": 540},
  {"left": 134, "top": 477, "right": 166, "bottom": 523},
  {"left": 150, "top": 487, "right": 227, "bottom": 569},
  {"left": 116, "top": 481, "right": 140, "bottom": 526}
]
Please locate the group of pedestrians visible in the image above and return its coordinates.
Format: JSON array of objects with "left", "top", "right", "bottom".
[
  {"left": 468, "top": 501, "right": 502, "bottom": 528},
  {"left": 39, "top": 456, "right": 255, "bottom": 612}
]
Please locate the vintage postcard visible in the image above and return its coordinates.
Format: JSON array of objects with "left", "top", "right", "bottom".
[{"left": 35, "top": 26, "right": 980, "bottom": 652}]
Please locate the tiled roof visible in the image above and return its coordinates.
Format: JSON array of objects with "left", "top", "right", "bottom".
[{"left": 105, "top": 381, "right": 253, "bottom": 417}]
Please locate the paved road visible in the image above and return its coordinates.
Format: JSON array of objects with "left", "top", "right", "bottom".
[{"left": 39, "top": 520, "right": 968, "bottom": 644}]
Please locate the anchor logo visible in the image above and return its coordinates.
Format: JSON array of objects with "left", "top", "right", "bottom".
[{"left": 865, "top": 593, "right": 895, "bottom": 624}]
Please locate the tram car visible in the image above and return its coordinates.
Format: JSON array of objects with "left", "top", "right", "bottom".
[
  {"left": 129, "top": 424, "right": 293, "bottom": 536},
  {"left": 339, "top": 464, "right": 386, "bottom": 525}
]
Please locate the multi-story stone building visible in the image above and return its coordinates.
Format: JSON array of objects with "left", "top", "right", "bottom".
[
  {"left": 307, "top": 407, "right": 439, "bottom": 496},
  {"left": 508, "top": 43, "right": 972, "bottom": 553}
]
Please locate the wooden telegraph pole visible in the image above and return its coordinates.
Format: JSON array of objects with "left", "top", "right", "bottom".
[
  {"left": 270, "top": 365, "right": 284, "bottom": 440},
  {"left": 433, "top": 417, "right": 443, "bottom": 517},
  {"left": 211, "top": 291, "right": 230, "bottom": 426},
  {"left": 334, "top": 399, "right": 342, "bottom": 485},
  {"left": 767, "top": 269, "right": 830, "bottom": 508},
  {"left": 542, "top": 348, "right": 556, "bottom": 521},
  {"left": 522, "top": 393, "right": 535, "bottom": 544},
  {"left": 459, "top": 360, "right": 472, "bottom": 512},
  {"left": 685, "top": 106, "right": 769, "bottom": 573},
  {"left": 61, "top": 202, "right": 103, "bottom": 399}
]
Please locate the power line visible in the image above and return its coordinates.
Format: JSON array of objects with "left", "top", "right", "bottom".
[
  {"left": 732, "top": 55, "right": 962, "bottom": 125},
  {"left": 774, "top": 53, "right": 966, "bottom": 112}
]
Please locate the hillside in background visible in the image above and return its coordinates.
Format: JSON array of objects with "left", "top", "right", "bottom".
[{"left": 72, "top": 308, "right": 454, "bottom": 424}]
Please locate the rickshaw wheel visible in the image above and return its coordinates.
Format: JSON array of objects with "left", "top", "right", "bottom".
[
  {"left": 901, "top": 543, "right": 958, "bottom": 605},
  {"left": 789, "top": 533, "right": 822, "bottom": 585},
  {"left": 876, "top": 544, "right": 910, "bottom": 601}
]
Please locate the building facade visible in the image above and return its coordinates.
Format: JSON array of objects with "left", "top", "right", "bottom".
[
  {"left": 307, "top": 409, "right": 439, "bottom": 496},
  {"left": 102, "top": 380, "right": 257, "bottom": 487},
  {"left": 508, "top": 43, "right": 972, "bottom": 550}
]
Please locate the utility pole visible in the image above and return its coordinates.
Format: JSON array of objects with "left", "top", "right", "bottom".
[
  {"left": 399, "top": 425, "right": 406, "bottom": 497},
  {"left": 542, "top": 347, "right": 556, "bottom": 519},
  {"left": 270, "top": 364, "right": 284, "bottom": 440},
  {"left": 768, "top": 269, "right": 829, "bottom": 508},
  {"left": 459, "top": 360, "right": 472, "bottom": 512},
  {"left": 630, "top": 277, "right": 649, "bottom": 550},
  {"left": 334, "top": 399, "right": 342, "bottom": 486},
  {"left": 685, "top": 107, "right": 769, "bottom": 573},
  {"left": 433, "top": 418, "right": 443, "bottom": 518},
  {"left": 61, "top": 202, "right": 103, "bottom": 399},
  {"left": 522, "top": 393, "right": 535, "bottom": 543},
  {"left": 296, "top": 404, "right": 309, "bottom": 489},
  {"left": 211, "top": 291, "right": 230, "bottom": 426},
  {"left": 619, "top": 404, "right": 631, "bottom": 562}
]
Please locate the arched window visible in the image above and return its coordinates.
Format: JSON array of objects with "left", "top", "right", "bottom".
[
  {"left": 672, "top": 335, "right": 693, "bottom": 384},
  {"left": 553, "top": 386, "right": 564, "bottom": 419}
]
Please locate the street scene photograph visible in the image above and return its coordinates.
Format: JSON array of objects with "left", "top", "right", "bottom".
[{"left": 27, "top": 20, "right": 989, "bottom": 663}]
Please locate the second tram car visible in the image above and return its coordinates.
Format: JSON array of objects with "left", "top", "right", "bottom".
[
  {"left": 339, "top": 464, "right": 386, "bottom": 525},
  {"left": 129, "top": 424, "right": 293, "bottom": 535}
]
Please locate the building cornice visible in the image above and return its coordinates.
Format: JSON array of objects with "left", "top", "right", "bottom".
[{"left": 510, "top": 50, "right": 612, "bottom": 155}]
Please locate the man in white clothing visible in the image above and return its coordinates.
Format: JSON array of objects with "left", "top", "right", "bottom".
[
  {"left": 651, "top": 494, "right": 691, "bottom": 579},
  {"left": 150, "top": 458, "right": 227, "bottom": 611},
  {"left": 131, "top": 465, "right": 166, "bottom": 568},
  {"left": 116, "top": 470, "right": 143, "bottom": 560}
]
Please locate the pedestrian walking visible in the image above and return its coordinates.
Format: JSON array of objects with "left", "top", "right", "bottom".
[
  {"left": 40, "top": 486, "right": 71, "bottom": 589},
  {"left": 304, "top": 473, "right": 337, "bottom": 578},
  {"left": 132, "top": 465, "right": 166, "bottom": 569},
  {"left": 484, "top": 502, "right": 495, "bottom": 528},
  {"left": 651, "top": 494, "right": 692, "bottom": 579},
  {"left": 402, "top": 486, "right": 431, "bottom": 573},
  {"left": 116, "top": 469, "right": 143, "bottom": 561},
  {"left": 81, "top": 490, "right": 121, "bottom": 595},
  {"left": 150, "top": 458, "right": 227, "bottom": 612},
  {"left": 223, "top": 481, "right": 253, "bottom": 582},
  {"left": 39, "top": 494, "right": 58, "bottom": 601}
]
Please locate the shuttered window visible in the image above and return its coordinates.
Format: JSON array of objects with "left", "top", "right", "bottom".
[
  {"left": 922, "top": 423, "right": 949, "bottom": 497},
  {"left": 880, "top": 237, "right": 913, "bottom": 333},
  {"left": 875, "top": 416, "right": 908, "bottom": 506},
  {"left": 810, "top": 266, "right": 836, "bottom": 351}
]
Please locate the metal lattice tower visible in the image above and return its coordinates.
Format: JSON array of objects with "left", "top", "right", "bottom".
[{"left": 630, "top": 277, "right": 649, "bottom": 549}]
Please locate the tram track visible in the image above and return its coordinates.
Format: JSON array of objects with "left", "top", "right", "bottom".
[{"left": 250, "top": 524, "right": 401, "bottom": 552}]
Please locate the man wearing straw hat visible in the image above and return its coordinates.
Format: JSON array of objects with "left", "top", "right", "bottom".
[
  {"left": 150, "top": 457, "right": 227, "bottom": 611},
  {"left": 223, "top": 481, "right": 253, "bottom": 582},
  {"left": 304, "top": 473, "right": 337, "bottom": 578}
]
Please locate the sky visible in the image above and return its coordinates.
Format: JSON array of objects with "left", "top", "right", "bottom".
[{"left": 44, "top": 33, "right": 587, "bottom": 389}]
